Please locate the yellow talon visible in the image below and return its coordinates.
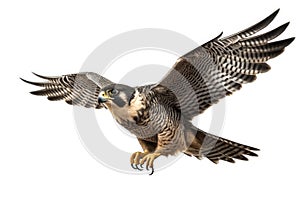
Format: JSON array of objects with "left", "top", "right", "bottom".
[
  {"left": 140, "top": 153, "right": 160, "bottom": 171},
  {"left": 130, "top": 150, "right": 150, "bottom": 170}
]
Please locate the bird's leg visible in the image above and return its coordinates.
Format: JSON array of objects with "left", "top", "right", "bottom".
[
  {"left": 130, "top": 150, "right": 150, "bottom": 170},
  {"left": 140, "top": 152, "right": 161, "bottom": 175}
]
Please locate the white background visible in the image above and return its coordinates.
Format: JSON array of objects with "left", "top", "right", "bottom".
[{"left": 1, "top": 0, "right": 299, "bottom": 199}]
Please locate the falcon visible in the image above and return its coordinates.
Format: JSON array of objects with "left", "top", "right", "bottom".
[{"left": 21, "top": 9, "right": 294, "bottom": 175}]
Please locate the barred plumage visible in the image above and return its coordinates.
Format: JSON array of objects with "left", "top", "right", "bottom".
[
  {"left": 22, "top": 10, "right": 294, "bottom": 174},
  {"left": 21, "top": 72, "right": 113, "bottom": 108},
  {"left": 157, "top": 9, "right": 294, "bottom": 119}
]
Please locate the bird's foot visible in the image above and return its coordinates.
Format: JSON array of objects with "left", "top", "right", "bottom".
[
  {"left": 130, "top": 151, "right": 150, "bottom": 171},
  {"left": 140, "top": 152, "right": 161, "bottom": 175},
  {"left": 130, "top": 151, "right": 160, "bottom": 175}
]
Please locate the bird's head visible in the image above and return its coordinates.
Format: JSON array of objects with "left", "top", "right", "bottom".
[{"left": 98, "top": 84, "right": 135, "bottom": 110}]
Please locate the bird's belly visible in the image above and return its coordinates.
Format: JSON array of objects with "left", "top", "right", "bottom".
[{"left": 117, "top": 119, "right": 160, "bottom": 139}]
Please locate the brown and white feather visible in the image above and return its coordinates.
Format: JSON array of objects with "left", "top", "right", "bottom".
[
  {"left": 154, "top": 9, "right": 294, "bottom": 120},
  {"left": 21, "top": 72, "right": 113, "bottom": 108}
]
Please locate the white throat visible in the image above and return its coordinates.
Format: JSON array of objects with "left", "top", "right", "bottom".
[{"left": 109, "top": 89, "right": 146, "bottom": 123}]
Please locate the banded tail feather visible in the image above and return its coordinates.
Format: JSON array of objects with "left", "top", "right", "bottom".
[{"left": 186, "top": 128, "right": 259, "bottom": 164}]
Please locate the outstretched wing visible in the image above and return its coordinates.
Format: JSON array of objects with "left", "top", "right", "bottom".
[
  {"left": 153, "top": 9, "right": 294, "bottom": 119},
  {"left": 21, "top": 72, "right": 113, "bottom": 108}
]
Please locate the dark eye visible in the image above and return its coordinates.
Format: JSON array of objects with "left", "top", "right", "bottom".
[{"left": 109, "top": 89, "right": 118, "bottom": 96}]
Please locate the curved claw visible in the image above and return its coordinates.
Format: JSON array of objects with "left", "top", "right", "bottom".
[
  {"left": 135, "top": 164, "right": 143, "bottom": 171},
  {"left": 131, "top": 163, "right": 143, "bottom": 171},
  {"left": 149, "top": 167, "right": 155, "bottom": 175},
  {"left": 131, "top": 163, "right": 137, "bottom": 169}
]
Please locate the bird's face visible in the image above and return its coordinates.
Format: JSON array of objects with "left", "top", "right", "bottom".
[{"left": 98, "top": 84, "right": 136, "bottom": 120}]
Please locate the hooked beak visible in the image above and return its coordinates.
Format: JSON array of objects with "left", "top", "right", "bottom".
[{"left": 98, "top": 91, "right": 109, "bottom": 103}]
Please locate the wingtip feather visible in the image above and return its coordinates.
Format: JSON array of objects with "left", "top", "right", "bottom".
[
  {"left": 268, "top": 9, "right": 280, "bottom": 22},
  {"left": 20, "top": 77, "right": 27, "bottom": 83},
  {"left": 32, "top": 72, "right": 57, "bottom": 80},
  {"left": 30, "top": 89, "right": 48, "bottom": 96},
  {"left": 287, "top": 37, "right": 295, "bottom": 45},
  {"left": 20, "top": 77, "right": 46, "bottom": 87},
  {"left": 273, "top": 8, "right": 280, "bottom": 16}
]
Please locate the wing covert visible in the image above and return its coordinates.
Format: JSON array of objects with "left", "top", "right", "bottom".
[{"left": 153, "top": 10, "right": 294, "bottom": 119}]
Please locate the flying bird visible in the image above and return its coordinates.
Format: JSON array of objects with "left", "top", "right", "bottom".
[{"left": 21, "top": 9, "right": 294, "bottom": 175}]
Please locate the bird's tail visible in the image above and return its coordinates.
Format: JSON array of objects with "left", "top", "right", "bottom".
[{"left": 184, "top": 127, "right": 259, "bottom": 164}]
